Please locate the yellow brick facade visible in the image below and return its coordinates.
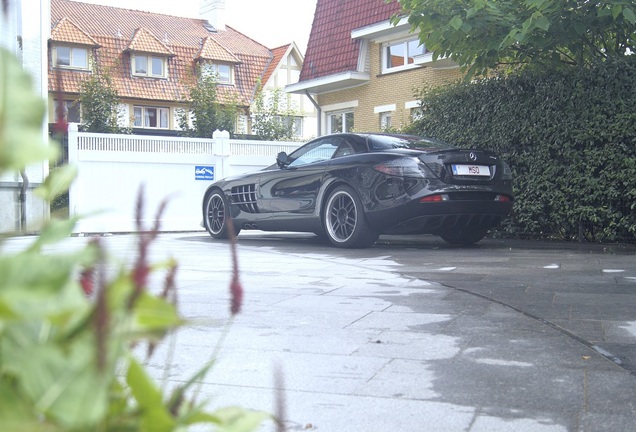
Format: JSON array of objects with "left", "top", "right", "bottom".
[{"left": 318, "top": 41, "right": 463, "bottom": 133}]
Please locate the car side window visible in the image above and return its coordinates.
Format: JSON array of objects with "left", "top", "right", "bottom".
[
  {"left": 289, "top": 139, "right": 341, "bottom": 167},
  {"left": 333, "top": 142, "right": 355, "bottom": 158}
]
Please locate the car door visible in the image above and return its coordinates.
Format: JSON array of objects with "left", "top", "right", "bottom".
[{"left": 257, "top": 137, "right": 343, "bottom": 213}]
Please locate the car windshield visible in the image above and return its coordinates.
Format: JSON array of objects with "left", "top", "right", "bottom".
[{"left": 367, "top": 135, "right": 454, "bottom": 152}]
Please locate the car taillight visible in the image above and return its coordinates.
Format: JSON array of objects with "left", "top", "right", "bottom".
[
  {"left": 502, "top": 162, "right": 513, "bottom": 180},
  {"left": 495, "top": 194, "right": 511, "bottom": 202},
  {"left": 373, "top": 157, "right": 434, "bottom": 178},
  {"left": 420, "top": 194, "right": 449, "bottom": 202}
]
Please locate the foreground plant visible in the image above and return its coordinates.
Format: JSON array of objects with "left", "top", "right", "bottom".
[{"left": 0, "top": 46, "right": 268, "bottom": 431}]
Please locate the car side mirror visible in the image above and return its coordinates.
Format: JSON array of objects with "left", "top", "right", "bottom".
[{"left": 276, "top": 151, "right": 290, "bottom": 168}]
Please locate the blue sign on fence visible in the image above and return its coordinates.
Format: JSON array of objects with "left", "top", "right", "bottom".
[{"left": 195, "top": 166, "right": 214, "bottom": 181}]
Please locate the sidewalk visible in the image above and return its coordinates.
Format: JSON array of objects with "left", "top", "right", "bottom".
[{"left": 4, "top": 232, "right": 636, "bottom": 431}]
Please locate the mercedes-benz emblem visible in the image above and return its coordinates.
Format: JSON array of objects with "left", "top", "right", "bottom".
[{"left": 469, "top": 152, "right": 477, "bottom": 161}]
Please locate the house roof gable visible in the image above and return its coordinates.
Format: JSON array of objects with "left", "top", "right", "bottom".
[
  {"left": 262, "top": 44, "right": 294, "bottom": 87},
  {"left": 196, "top": 37, "right": 241, "bottom": 63},
  {"left": 299, "top": 0, "right": 401, "bottom": 83},
  {"left": 126, "top": 27, "right": 174, "bottom": 56},
  {"left": 50, "top": 17, "right": 99, "bottom": 46}
]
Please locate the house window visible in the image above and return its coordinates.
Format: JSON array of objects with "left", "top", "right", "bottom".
[
  {"left": 201, "top": 63, "right": 233, "bottom": 84},
  {"left": 328, "top": 111, "right": 354, "bottom": 133},
  {"left": 133, "top": 106, "right": 169, "bottom": 129},
  {"left": 380, "top": 112, "right": 392, "bottom": 130},
  {"left": 54, "top": 45, "right": 89, "bottom": 69},
  {"left": 382, "top": 37, "right": 427, "bottom": 73},
  {"left": 53, "top": 100, "right": 81, "bottom": 123},
  {"left": 236, "top": 114, "right": 248, "bottom": 134},
  {"left": 291, "top": 116, "right": 303, "bottom": 137},
  {"left": 274, "top": 115, "right": 303, "bottom": 137},
  {"left": 411, "top": 107, "right": 424, "bottom": 121},
  {"left": 133, "top": 55, "right": 167, "bottom": 78}
]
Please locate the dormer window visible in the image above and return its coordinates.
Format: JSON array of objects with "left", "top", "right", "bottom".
[
  {"left": 54, "top": 45, "right": 89, "bottom": 70},
  {"left": 132, "top": 54, "right": 167, "bottom": 78},
  {"left": 382, "top": 37, "right": 427, "bottom": 74},
  {"left": 201, "top": 62, "right": 233, "bottom": 84}
]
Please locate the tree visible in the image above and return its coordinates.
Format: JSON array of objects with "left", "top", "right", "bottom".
[
  {"left": 77, "top": 69, "right": 126, "bottom": 133},
  {"left": 177, "top": 74, "right": 239, "bottom": 137},
  {"left": 251, "top": 85, "right": 299, "bottom": 141},
  {"left": 392, "top": 0, "right": 636, "bottom": 77}
]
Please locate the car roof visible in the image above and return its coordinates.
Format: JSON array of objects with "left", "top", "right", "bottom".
[{"left": 322, "top": 132, "right": 455, "bottom": 152}]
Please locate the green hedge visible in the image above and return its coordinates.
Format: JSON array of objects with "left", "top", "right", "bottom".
[{"left": 407, "top": 57, "right": 636, "bottom": 243}]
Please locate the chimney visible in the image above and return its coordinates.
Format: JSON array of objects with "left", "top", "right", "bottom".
[{"left": 200, "top": 0, "right": 225, "bottom": 31}]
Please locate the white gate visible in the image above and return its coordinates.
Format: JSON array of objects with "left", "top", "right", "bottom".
[{"left": 67, "top": 126, "right": 301, "bottom": 233}]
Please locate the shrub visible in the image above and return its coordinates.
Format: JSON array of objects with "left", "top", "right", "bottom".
[
  {"left": 408, "top": 56, "right": 636, "bottom": 242},
  {"left": 1, "top": 46, "right": 268, "bottom": 431}
]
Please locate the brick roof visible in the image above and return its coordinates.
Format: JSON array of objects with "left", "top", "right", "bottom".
[
  {"left": 49, "top": 0, "right": 274, "bottom": 106},
  {"left": 300, "top": 0, "right": 401, "bottom": 81}
]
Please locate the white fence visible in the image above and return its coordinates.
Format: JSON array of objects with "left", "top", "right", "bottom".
[{"left": 68, "top": 125, "right": 301, "bottom": 233}]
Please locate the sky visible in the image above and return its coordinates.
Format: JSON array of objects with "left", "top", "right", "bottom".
[{"left": 79, "top": 0, "right": 318, "bottom": 53}]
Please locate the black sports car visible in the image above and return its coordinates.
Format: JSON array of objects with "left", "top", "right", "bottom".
[{"left": 202, "top": 133, "right": 513, "bottom": 248}]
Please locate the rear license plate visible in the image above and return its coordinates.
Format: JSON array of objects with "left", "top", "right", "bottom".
[{"left": 451, "top": 164, "right": 490, "bottom": 176}]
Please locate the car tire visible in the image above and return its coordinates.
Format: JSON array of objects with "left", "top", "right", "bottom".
[
  {"left": 440, "top": 229, "right": 487, "bottom": 246},
  {"left": 323, "top": 185, "right": 378, "bottom": 248},
  {"left": 203, "top": 190, "right": 240, "bottom": 239}
]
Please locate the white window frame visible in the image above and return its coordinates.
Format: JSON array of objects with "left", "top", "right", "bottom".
[
  {"left": 201, "top": 62, "right": 233, "bottom": 84},
  {"left": 133, "top": 106, "right": 170, "bottom": 129},
  {"left": 132, "top": 54, "right": 168, "bottom": 78},
  {"left": 54, "top": 45, "right": 89, "bottom": 70},
  {"left": 382, "top": 37, "right": 427, "bottom": 74},
  {"left": 405, "top": 100, "right": 423, "bottom": 122},
  {"left": 273, "top": 115, "right": 303, "bottom": 137},
  {"left": 53, "top": 99, "right": 81, "bottom": 123},
  {"left": 291, "top": 116, "right": 303, "bottom": 137},
  {"left": 327, "top": 111, "right": 354, "bottom": 134},
  {"left": 236, "top": 114, "right": 248, "bottom": 134},
  {"left": 374, "top": 104, "right": 395, "bottom": 131},
  {"left": 380, "top": 112, "right": 392, "bottom": 130}
]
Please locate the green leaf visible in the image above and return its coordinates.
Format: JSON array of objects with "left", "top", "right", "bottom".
[
  {"left": 35, "top": 165, "right": 78, "bottom": 202},
  {"left": 500, "top": 29, "right": 520, "bottom": 48},
  {"left": 534, "top": 14, "right": 550, "bottom": 31},
  {"left": 0, "top": 383, "right": 33, "bottom": 427},
  {"left": 127, "top": 357, "right": 164, "bottom": 407},
  {"left": 2, "top": 337, "right": 109, "bottom": 428},
  {"left": 133, "top": 292, "right": 182, "bottom": 331},
  {"left": 623, "top": 7, "right": 636, "bottom": 24},
  {"left": 0, "top": 48, "right": 58, "bottom": 174},
  {"left": 28, "top": 217, "right": 81, "bottom": 252},
  {"left": 210, "top": 407, "right": 270, "bottom": 432},
  {"left": 126, "top": 357, "right": 175, "bottom": 432},
  {"left": 449, "top": 16, "right": 463, "bottom": 30}
]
